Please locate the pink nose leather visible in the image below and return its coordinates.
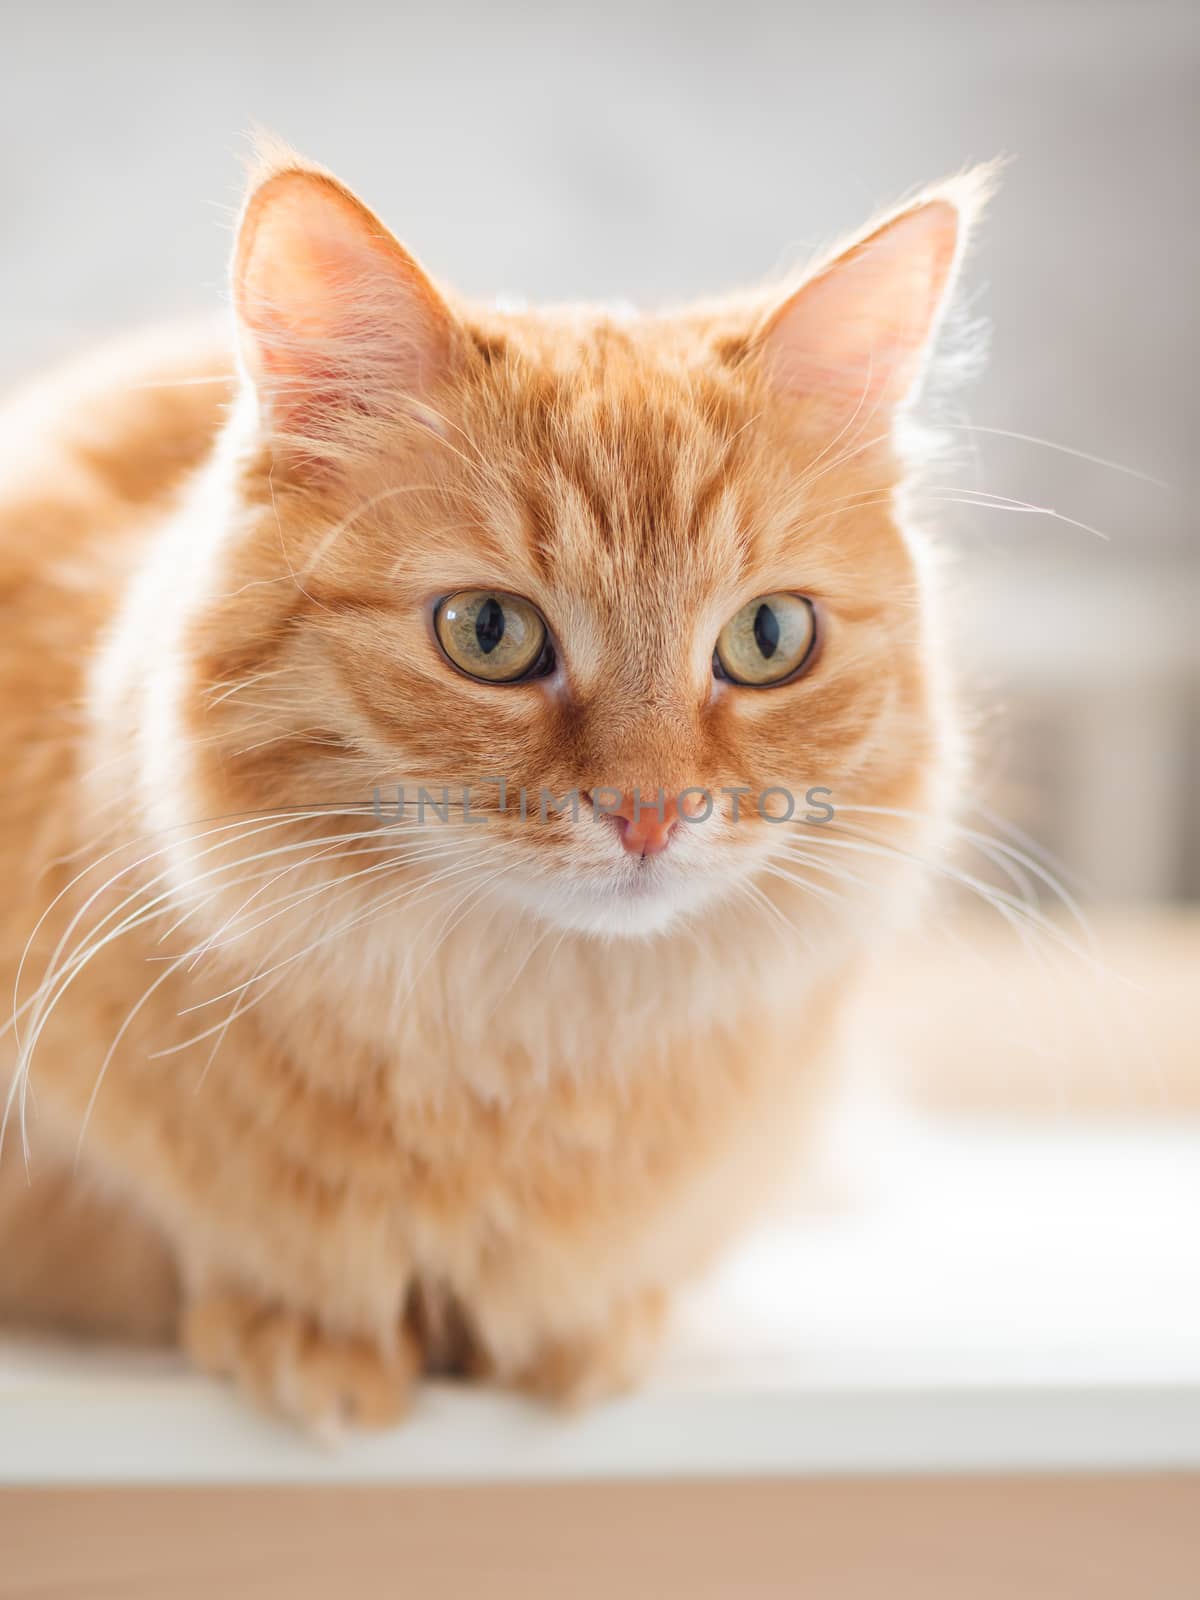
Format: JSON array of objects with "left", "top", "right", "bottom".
[{"left": 610, "top": 791, "right": 701, "bottom": 856}]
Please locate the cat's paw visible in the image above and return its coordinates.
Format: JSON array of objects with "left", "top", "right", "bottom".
[
  {"left": 508, "top": 1289, "right": 666, "bottom": 1409},
  {"left": 182, "top": 1286, "right": 419, "bottom": 1432}
]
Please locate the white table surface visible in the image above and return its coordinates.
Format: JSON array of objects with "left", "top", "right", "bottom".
[{"left": 3, "top": 1119, "right": 1200, "bottom": 1484}]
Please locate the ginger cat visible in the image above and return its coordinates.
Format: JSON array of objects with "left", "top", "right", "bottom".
[{"left": 0, "top": 145, "right": 986, "bottom": 1425}]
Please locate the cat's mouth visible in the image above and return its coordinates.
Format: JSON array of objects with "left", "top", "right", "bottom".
[{"left": 509, "top": 838, "right": 745, "bottom": 939}]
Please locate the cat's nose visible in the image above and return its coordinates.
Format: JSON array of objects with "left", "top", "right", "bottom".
[{"left": 609, "top": 790, "right": 704, "bottom": 857}]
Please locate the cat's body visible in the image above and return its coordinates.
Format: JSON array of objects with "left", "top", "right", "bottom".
[{"left": 0, "top": 150, "right": 980, "bottom": 1423}]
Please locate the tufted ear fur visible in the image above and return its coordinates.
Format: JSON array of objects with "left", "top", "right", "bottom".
[
  {"left": 758, "top": 171, "right": 991, "bottom": 424},
  {"left": 232, "top": 145, "right": 457, "bottom": 449}
]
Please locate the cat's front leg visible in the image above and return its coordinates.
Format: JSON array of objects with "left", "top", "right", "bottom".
[{"left": 181, "top": 1281, "right": 421, "bottom": 1432}]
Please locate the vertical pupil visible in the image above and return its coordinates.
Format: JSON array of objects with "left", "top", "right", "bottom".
[
  {"left": 753, "top": 603, "right": 780, "bottom": 659},
  {"left": 475, "top": 598, "right": 506, "bottom": 654}
]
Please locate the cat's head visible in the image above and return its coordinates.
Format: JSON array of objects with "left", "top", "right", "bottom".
[{"left": 167, "top": 148, "right": 987, "bottom": 943}]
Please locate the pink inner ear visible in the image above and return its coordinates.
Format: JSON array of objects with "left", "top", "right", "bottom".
[
  {"left": 234, "top": 171, "right": 453, "bottom": 435},
  {"left": 761, "top": 199, "right": 962, "bottom": 418}
]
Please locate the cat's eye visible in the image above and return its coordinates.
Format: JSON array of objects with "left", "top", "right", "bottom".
[
  {"left": 714, "top": 593, "right": 817, "bottom": 687},
  {"left": 434, "top": 590, "right": 554, "bottom": 683}
]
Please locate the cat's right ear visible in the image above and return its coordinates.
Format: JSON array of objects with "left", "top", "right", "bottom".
[
  {"left": 232, "top": 153, "right": 457, "bottom": 448},
  {"left": 753, "top": 168, "right": 994, "bottom": 428}
]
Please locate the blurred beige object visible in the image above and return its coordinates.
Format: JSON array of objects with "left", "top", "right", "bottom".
[
  {"left": 0, "top": 1156, "right": 178, "bottom": 1344},
  {"left": 872, "top": 907, "right": 1200, "bottom": 1115},
  {"left": 3, "top": 1479, "right": 1198, "bottom": 1600},
  {"left": 956, "top": 557, "right": 1200, "bottom": 903}
]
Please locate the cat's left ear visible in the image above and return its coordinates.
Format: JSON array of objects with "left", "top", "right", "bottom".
[
  {"left": 757, "top": 169, "right": 993, "bottom": 422},
  {"left": 232, "top": 145, "right": 459, "bottom": 446}
]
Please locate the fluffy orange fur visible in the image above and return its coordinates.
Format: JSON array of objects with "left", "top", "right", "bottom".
[{"left": 0, "top": 146, "right": 988, "bottom": 1425}]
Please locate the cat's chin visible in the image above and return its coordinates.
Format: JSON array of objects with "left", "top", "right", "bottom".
[{"left": 503, "top": 867, "right": 733, "bottom": 941}]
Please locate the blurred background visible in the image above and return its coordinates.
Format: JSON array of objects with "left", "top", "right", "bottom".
[{"left": 3, "top": 0, "right": 1197, "bottom": 901}]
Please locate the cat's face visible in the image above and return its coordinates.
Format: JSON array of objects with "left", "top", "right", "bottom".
[{"left": 177, "top": 155, "right": 981, "bottom": 941}]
